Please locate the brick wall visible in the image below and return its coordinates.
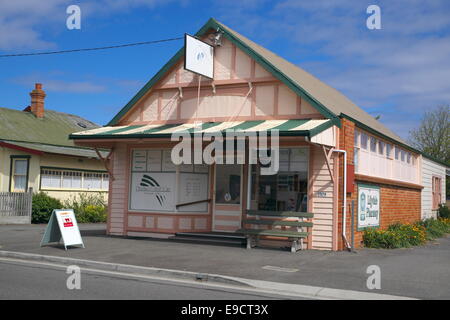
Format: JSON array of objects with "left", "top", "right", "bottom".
[{"left": 336, "top": 118, "right": 421, "bottom": 250}]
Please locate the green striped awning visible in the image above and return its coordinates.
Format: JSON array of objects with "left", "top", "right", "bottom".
[{"left": 69, "top": 119, "right": 334, "bottom": 140}]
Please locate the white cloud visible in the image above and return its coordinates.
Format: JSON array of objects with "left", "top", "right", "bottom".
[
  {"left": 216, "top": 0, "right": 450, "bottom": 139},
  {"left": 0, "top": 0, "right": 179, "bottom": 51},
  {"left": 12, "top": 71, "right": 145, "bottom": 94},
  {"left": 0, "top": 0, "right": 69, "bottom": 50},
  {"left": 13, "top": 73, "right": 107, "bottom": 93}
]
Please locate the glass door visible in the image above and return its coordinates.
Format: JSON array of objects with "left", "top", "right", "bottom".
[{"left": 212, "top": 164, "right": 242, "bottom": 232}]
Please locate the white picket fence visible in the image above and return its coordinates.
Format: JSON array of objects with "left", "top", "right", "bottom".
[{"left": 0, "top": 189, "right": 33, "bottom": 224}]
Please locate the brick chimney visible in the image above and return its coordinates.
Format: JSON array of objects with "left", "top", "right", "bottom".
[{"left": 29, "top": 83, "right": 46, "bottom": 118}]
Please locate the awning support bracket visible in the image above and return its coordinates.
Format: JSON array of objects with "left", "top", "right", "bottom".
[
  {"left": 94, "top": 148, "right": 115, "bottom": 181},
  {"left": 322, "top": 145, "right": 336, "bottom": 184}
]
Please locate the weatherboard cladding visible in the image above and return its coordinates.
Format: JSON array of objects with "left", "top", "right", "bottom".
[{"left": 70, "top": 119, "right": 333, "bottom": 139}]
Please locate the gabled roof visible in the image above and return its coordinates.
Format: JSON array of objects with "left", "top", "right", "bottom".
[
  {"left": 0, "top": 107, "right": 98, "bottom": 147},
  {"left": 100, "top": 18, "right": 447, "bottom": 167},
  {"left": 106, "top": 18, "right": 402, "bottom": 141}
]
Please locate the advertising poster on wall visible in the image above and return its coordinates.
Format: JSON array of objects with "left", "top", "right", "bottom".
[{"left": 357, "top": 184, "right": 380, "bottom": 229}]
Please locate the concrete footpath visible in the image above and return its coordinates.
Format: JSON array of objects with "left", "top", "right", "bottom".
[{"left": 0, "top": 223, "right": 449, "bottom": 299}]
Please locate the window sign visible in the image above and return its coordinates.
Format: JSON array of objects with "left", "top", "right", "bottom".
[
  {"left": 162, "top": 149, "right": 176, "bottom": 172},
  {"left": 178, "top": 173, "right": 209, "bottom": 211},
  {"left": 194, "top": 164, "right": 209, "bottom": 173},
  {"left": 147, "top": 150, "right": 162, "bottom": 171},
  {"left": 132, "top": 150, "right": 147, "bottom": 171},
  {"left": 130, "top": 172, "right": 177, "bottom": 211},
  {"left": 358, "top": 184, "right": 380, "bottom": 229},
  {"left": 130, "top": 149, "right": 209, "bottom": 213}
]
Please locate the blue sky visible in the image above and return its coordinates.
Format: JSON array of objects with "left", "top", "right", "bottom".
[{"left": 1, "top": 0, "right": 449, "bottom": 139}]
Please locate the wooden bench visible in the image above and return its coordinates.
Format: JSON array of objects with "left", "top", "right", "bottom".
[{"left": 237, "top": 210, "right": 313, "bottom": 253}]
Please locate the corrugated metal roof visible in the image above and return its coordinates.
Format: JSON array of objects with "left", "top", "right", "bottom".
[
  {"left": 0, "top": 139, "right": 109, "bottom": 159},
  {"left": 0, "top": 107, "right": 99, "bottom": 147},
  {"left": 70, "top": 119, "right": 333, "bottom": 139}
]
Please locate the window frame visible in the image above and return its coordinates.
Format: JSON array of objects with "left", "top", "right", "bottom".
[
  {"left": 9, "top": 155, "right": 30, "bottom": 192},
  {"left": 432, "top": 176, "right": 442, "bottom": 210},
  {"left": 129, "top": 148, "right": 210, "bottom": 214},
  {"left": 248, "top": 147, "right": 310, "bottom": 212},
  {"left": 39, "top": 167, "right": 109, "bottom": 191},
  {"left": 360, "top": 132, "right": 368, "bottom": 150}
]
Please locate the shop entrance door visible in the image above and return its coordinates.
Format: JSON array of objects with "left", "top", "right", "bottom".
[{"left": 212, "top": 164, "right": 243, "bottom": 232}]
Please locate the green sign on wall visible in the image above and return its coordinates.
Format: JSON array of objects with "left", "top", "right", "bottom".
[{"left": 357, "top": 184, "right": 380, "bottom": 230}]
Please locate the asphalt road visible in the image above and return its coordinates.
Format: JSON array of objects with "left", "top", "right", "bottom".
[
  {"left": 0, "top": 259, "right": 302, "bottom": 300},
  {"left": 1, "top": 224, "right": 449, "bottom": 299}
]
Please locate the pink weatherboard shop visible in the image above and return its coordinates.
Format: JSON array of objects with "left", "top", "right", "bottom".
[{"left": 70, "top": 18, "right": 447, "bottom": 252}]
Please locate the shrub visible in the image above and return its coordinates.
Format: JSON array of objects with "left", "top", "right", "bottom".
[
  {"left": 363, "top": 223, "right": 427, "bottom": 249},
  {"left": 388, "top": 223, "right": 427, "bottom": 246},
  {"left": 437, "top": 204, "right": 450, "bottom": 219},
  {"left": 416, "top": 218, "right": 449, "bottom": 240},
  {"left": 63, "top": 192, "right": 107, "bottom": 223},
  {"left": 76, "top": 204, "right": 107, "bottom": 223},
  {"left": 363, "top": 228, "right": 403, "bottom": 249},
  {"left": 32, "top": 192, "right": 63, "bottom": 224}
]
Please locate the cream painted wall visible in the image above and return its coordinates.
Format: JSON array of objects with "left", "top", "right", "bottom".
[
  {"left": 0, "top": 146, "right": 108, "bottom": 201},
  {"left": 422, "top": 157, "right": 447, "bottom": 219}
]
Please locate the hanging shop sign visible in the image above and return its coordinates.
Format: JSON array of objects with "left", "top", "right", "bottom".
[
  {"left": 184, "top": 33, "right": 214, "bottom": 79},
  {"left": 357, "top": 184, "right": 380, "bottom": 229},
  {"left": 40, "top": 209, "right": 84, "bottom": 250}
]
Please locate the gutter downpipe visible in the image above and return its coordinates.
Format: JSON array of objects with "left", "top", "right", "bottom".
[{"left": 332, "top": 149, "right": 351, "bottom": 251}]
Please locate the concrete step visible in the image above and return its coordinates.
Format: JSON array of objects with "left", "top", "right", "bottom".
[{"left": 169, "top": 232, "right": 246, "bottom": 247}]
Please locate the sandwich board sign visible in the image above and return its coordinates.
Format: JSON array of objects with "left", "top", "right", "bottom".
[
  {"left": 184, "top": 33, "right": 214, "bottom": 79},
  {"left": 40, "top": 209, "right": 84, "bottom": 250}
]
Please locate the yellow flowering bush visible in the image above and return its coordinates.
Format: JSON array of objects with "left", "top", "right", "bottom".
[{"left": 364, "top": 222, "right": 427, "bottom": 249}]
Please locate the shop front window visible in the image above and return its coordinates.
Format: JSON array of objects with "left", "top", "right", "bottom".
[
  {"left": 129, "top": 149, "right": 209, "bottom": 213},
  {"left": 249, "top": 148, "right": 309, "bottom": 212}
]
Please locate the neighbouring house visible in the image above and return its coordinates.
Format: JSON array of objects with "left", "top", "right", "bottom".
[
  {"left": 0, "top": 83, "right": 110, "bottom": 202},
  {"left": 70, "top": 18, "right": 448, "bottom": 251},
  {"left": 421, "top": 156, "right": 448, "bottom": 219}
]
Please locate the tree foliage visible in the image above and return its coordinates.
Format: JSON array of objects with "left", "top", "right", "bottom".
[{"left": 408, "top": 105, "right": 450, "bottom": 165}]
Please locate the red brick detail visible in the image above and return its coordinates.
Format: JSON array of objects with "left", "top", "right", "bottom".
[
  {"left": 29, "top": 83, "right": 46, "bottom": 118},
  {"left": 335, "top": 118, "right": 421, "bottom": 250}
]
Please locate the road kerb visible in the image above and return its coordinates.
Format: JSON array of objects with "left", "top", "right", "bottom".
[{"left": 0, "top": 250, "right": 417, "bottom": 300}]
